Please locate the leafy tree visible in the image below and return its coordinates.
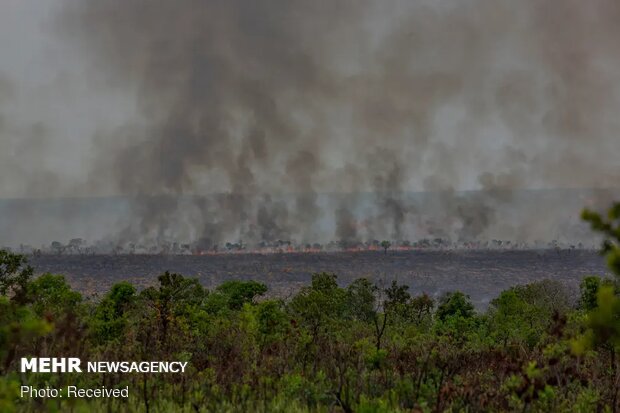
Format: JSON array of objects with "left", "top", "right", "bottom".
[
  {"left": 511, "top": 279, "right": 572, "bottom": 316},
  {"left": 310, "top": 272, "right": 340, "bottom": 294},
  {"left": 140, "top": 272, "right": 205, "bottom": 345},
  {"left": 436, "top": 291, "right": 475, "bottom": 322},
  {"left": 0, "top": 296, "right": 51, "bottom": 375},
  {"left": 203, "top": 290, "right": 232, "bottom": 315},
  {"left": 582, "top": 202, "right": 620, "bottom": 275},
  {"left": 215, "top": 280, "right": 268, "bottom": 310},
  {"left": 580, "top": 276, "right": 603, "bottom": 311},
  {"left": 408, "top": 293, "right": 434, "bottom": 326},
  {"left": 488, "top": 289, "right": 539, "bottom": 347},
  {"left": 487, "top": 280, "right": 572, "bottom": 349},
  {"left": 68, "top": 238, "right": 85, "bottom": 254},
  {"left": 576, "top": 203, "right": 620, "bottom": 408},
  {"left": 289, "top": 272, "right": 349, "bottom": 374},
  {"left": 346, "top": 278, "right": 377, "bottom": 323},
  {"left": 0, "top": 250, "right": 33, "bottom": 304},
  {"left": 256, "top": 300, "right": 289, "bottom": 345},
  {"left": 380, "top": 240, "right": 391, "bottom": 255},
  {"left": 91, "top": 281, "right": 136, "bottom": 343},
  {"left": 50, "top": 241, "right": 64, "bottom": 255},
  {"left": 579, "top": 276, "right": 616, "bottom": 311},
  {"left": 26, "top": 273, "right": 82, "bottom": 317},
  {"left": 373, "top": 280, "right": 411, "bottom": 349},
  {"left": 290, "top": 273, "right": 347, "bottom": 327},
  {"left": 576, "top": 287, "right": 620, "bottom": 351}
]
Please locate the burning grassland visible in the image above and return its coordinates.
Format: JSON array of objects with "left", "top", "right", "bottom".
[{"left": 2, "top": 188, "right": 615, "bottom": 254}]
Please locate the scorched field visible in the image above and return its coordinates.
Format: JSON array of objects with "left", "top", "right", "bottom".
[{"left": 29, "top": 249, "right": 609, "bottom": 309}]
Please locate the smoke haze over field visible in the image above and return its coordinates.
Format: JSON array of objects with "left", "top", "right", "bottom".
[{"left": 1, "top": 1, "right": 620, "bottom": 247}]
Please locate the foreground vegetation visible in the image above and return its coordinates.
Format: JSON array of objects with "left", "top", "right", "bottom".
[{"left": 1, "top": 204, "right": 619, "bottom": 412}]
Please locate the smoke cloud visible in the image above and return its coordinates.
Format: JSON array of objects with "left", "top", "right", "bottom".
[{"left": 1, "top": 0, "right": 620, "bottom": 248}]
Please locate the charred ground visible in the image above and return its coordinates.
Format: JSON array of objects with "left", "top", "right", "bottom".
[{"left": 29, "top": 249, "right": 608, "bottom": 309}]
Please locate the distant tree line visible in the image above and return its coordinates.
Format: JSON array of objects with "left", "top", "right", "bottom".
[{"left": 7, "top": 237, "right": 592, "bottom": 256}]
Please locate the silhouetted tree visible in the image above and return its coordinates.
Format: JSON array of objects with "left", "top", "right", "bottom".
[{"left": 380, "top": 240, "right": 391, "bottom": 255}]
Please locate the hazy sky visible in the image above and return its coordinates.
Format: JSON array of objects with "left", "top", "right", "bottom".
[{"left": 0, "top": 0, "right": 136, "bottom": 198}]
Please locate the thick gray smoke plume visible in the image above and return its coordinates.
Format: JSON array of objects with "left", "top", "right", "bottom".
[{"left": 2, "top": 0, "right": 620, "bottom": 248}]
